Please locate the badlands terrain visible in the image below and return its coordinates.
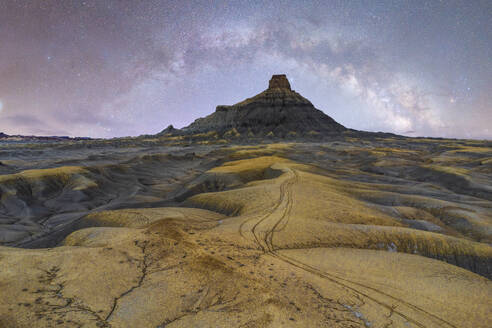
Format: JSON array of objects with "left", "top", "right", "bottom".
[
  {"left": 0, "top": 136, "right": 491, "bottom": 328},
  {"left": 0, "top": 75, "right": 491, "bottom": 327}
]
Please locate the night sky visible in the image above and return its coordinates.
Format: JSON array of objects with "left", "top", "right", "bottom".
[{"left": 0, "top": 0, "right": 490, "bottom": 139}]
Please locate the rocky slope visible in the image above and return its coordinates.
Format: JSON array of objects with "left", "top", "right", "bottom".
[{"left": 180, "top": 75, "right": 346, "bottom": 137}]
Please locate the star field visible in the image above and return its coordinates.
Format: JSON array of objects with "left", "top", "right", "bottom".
[{"left": 0, "top": 0, "right": 490, "bottom": 138}]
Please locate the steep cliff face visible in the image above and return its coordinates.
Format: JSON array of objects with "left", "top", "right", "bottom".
[{"left": 182, "top": 75, "right": 345, "bottom": 137}]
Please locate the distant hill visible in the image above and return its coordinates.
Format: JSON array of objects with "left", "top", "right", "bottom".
[{"left": 0, "top": 132, "right": 92, "bottom": 142}]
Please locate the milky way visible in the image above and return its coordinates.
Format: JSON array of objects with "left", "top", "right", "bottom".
[{"left": 0, "top": 0, "right": 490, "bottom": 138}]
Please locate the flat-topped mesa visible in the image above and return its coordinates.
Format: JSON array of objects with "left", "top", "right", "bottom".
[{"left": 268, "top": 74, "right": 291, "bottom": 90}]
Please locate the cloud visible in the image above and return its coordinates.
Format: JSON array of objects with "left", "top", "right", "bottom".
[
  {"left": 0, "top": 114, "right": 70, "bottom": 136},
  {"left": 166, "top": 19, "right": 445, "bottom": 135},
  {"left": 0, "top": 1, "right": 185, "bottom": 137},
  {"left": 3, "top": 114, "right": 44, "bottom": 126},
  {"left": 0, "top": 3, "right": 488, "bottom": 139},
  {"left": 92, "top": 17, "right": 448, "bottom": 137}
]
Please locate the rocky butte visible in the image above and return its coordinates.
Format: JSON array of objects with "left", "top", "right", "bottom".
[{"left": 172, "top": 74, "right": 346, "bottom": 138}]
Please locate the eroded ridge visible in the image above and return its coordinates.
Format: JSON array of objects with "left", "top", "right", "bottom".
[
  {"left": 1, "top": 142, "right": 491, "bottom": 327},
  {"left": 243, "top": 165, "right": 457, "bottom": 328}
]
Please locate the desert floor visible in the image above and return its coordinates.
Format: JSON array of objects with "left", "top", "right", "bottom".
[{"left": 0, "top": 136, "right": 491, "bottom": 327}]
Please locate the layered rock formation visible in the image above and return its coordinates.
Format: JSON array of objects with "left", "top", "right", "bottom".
[
  {"left": 268, "top": 74, "right": 292, "bottom": 89},
  {"left": 181, "top": 74, "right": 345, "bottom": 137}
]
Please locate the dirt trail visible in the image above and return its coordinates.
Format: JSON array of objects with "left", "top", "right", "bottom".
[{"left": 243, "top": 165, "right": 458, "bottom": 328}]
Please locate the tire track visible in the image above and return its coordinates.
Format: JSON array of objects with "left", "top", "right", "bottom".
[
  {"left": 274, "top": 252, "right": 455, "bottom": 328},
  {"left": 238, "top": 169, "right": 293, "bottom": 250},
  {"left": 264, "top": 170, "right": 298, "bottom": 252},
  {"left": 244, "top": 166, "right": 457, "bottom": 328}
]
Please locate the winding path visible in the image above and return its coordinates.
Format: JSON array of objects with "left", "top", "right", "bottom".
[{"left": 240, "top": 165, "right": 457, "bottom": 328}]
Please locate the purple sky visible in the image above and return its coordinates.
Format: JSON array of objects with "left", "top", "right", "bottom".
[{"left": 0, "top": 1, "right": 491, "bottom": 139}]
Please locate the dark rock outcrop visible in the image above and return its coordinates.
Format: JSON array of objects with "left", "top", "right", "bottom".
[
  {"left": 181, "top": 74, "right": 345, "bottom": 137},
  {"left": 157, "top": 125, "right": 177, "bottom": 136}
]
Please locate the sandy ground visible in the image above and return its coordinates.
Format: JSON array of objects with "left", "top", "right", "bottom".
[{"left": 0, "top": 136, "right": 491, "bottom": 327}]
